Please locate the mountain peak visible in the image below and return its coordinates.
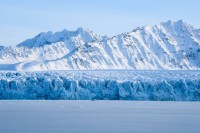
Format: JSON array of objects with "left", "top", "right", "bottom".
[
  {"left": 18, "top": 28, "right": 100, "bottom": 48},
  {"left": 175, "top": 19, "right": 188, "bottom": 27},
  {"left": 163, "top": 20, "right": 173, "bottom": 26},
  {"left": 177, "top": 19, "right": 184, "bottom": 24},
  {"left": 161, "top": 20, "right": 188, "bottom": 27},
  {"left": 76, "top": 27, "right": 87, "bottom": 33}
]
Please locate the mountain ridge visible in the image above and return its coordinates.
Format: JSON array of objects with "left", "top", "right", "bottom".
[
  {"left": 17, "top": 27, "right": 101, "bottom": 48},
  {"left": 0, "top": 20, "right": 200, "bottom": 71}
]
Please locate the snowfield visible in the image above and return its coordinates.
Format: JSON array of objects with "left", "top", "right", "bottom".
[
  {"left": 0, "top": 70, "right": 200, "bottom": 101},
  {"left": 0, "top": 100, "right": 200, "bottom": 133}
]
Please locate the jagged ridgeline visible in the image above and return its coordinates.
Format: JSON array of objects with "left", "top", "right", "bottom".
[{"left": 0, "top": 20, "right": 200, "bottom": 71}]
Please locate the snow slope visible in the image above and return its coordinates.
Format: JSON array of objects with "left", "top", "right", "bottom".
[
  {"left": 0, "top": 20, "right": 200, "bottom": 71},
  {"left": 0, "top": 70, "right": 200, "bottom": 101},
  {"left": 0, "top": 28, "right": 102, "bottom": 71}
]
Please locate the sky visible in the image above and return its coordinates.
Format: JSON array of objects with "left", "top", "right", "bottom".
[{"left": 0, "top": 0, "right": 199, "bottom": 46}]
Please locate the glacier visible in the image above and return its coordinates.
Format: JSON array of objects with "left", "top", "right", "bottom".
[{"left": 0, "top": 70, "right": 200, "bottom": 101}]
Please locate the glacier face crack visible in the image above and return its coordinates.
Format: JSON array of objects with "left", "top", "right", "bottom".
[{"left": 0, "top": 70, "right": 200, "bottom": 101}]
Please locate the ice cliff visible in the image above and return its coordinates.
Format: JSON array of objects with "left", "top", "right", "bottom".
[{"left": 0, "top": 70, "right": 200, "bottom": 101}]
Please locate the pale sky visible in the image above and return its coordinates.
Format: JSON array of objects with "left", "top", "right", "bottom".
[{"left": 0, "top": 0, "right": 199, "bottom": 45}]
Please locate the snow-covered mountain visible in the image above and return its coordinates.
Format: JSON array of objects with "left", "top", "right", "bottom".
[
  {"left": 0, "top": 20, "right": 200, "bottom": 71},
  {"left": 18, "top": 27, "right": 100, "bottom": 48}
]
